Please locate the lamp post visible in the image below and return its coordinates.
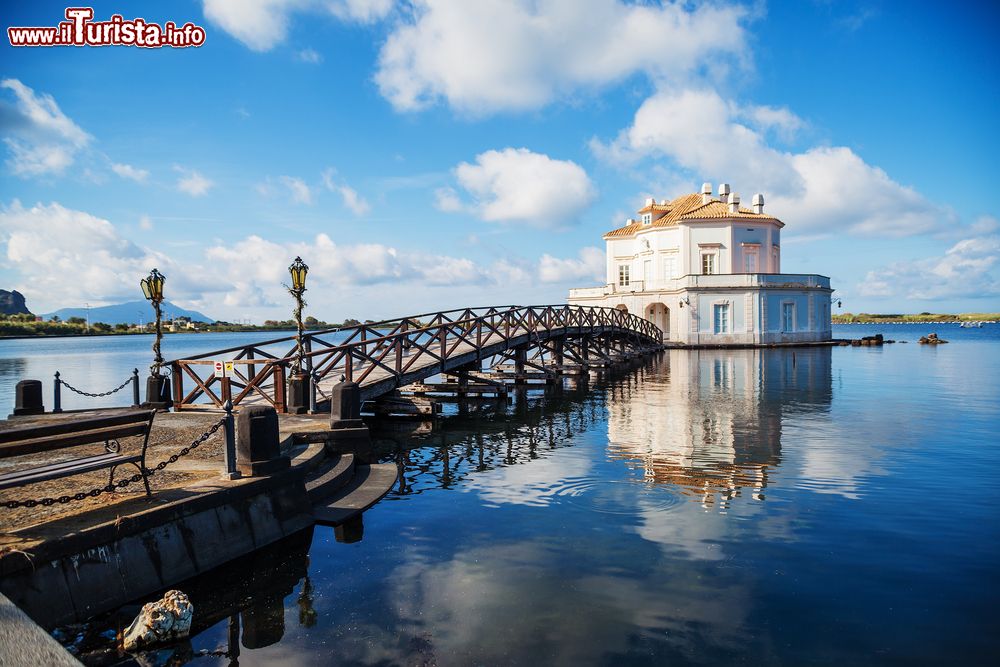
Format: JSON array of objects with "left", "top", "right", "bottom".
[
  {"left": 140, "top": 268, "right": 171, "bottom": 408},
  {"left": 286, "top": 257, "right": 310, "bottom": 414}
]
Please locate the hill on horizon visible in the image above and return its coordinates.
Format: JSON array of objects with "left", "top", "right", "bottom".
[{"left": 42, "top": 300, "right": 215, "bottom": 325}]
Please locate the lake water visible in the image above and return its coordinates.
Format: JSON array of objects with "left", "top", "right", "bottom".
[{"left": 3, "top": 324, "right": 999, "bottom": 664}]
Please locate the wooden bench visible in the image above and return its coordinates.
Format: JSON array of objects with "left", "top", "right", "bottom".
[{"left": 0, "top": 410, "right": 156, "bottom": 498}]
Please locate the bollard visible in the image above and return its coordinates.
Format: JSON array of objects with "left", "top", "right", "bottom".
[
  {"left": 13, "top": 379, "right": 45, "bottom": 416},
  {"left": 222, "top": 400, "right": 240, "bottom": 480},
  {"left": 53, "top": 372, "right": 62, "bottom": 413},
  {"left": 308, "top": 372, "right": 317, "bottom": 414},
  {"left": 236, "top": 405, "right": 289, "bottom": 476},
  {"left": 144, "top": 374, "right": 172, "bottom": 410},
  {"left": 286, "top": 372, "right": 308, "bottom": 415},
  {"left": 329, "top": 381, "right": 362, "bottom": 429},
  {"left": 131, "top": 368, "right": 140, "bottom": 407}
]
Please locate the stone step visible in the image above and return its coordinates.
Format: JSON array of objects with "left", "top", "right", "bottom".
[
  {"left": 304, "top": 453, "right": 355, "bottom": 504},
  {"left": 312, "top": 463, "right": 398, "bottom": 527}
]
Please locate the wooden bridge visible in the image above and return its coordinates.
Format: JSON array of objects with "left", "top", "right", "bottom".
[{"left": 169, "top": 304, "right": 663, "bottom": 412}]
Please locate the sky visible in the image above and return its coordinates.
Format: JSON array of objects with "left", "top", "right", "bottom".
[{"left": 1, "top": 0, "right": 998, "bottom": 323}]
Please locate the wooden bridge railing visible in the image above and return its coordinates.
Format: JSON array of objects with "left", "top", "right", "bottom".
[{"left": 169, "top": 304, "right": 662, "bottom": 411}]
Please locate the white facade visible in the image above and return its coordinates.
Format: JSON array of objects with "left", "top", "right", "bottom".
[{"left": 568, "top": 183, "right": 833, "bottom": 345}]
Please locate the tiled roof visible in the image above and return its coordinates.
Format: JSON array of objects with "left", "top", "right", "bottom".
[
  {"left": 604, "top": 192, "right": 782, "bottom": 238},
  {"left": 679, "top": 200, "right": 781, "bottom": 221}
]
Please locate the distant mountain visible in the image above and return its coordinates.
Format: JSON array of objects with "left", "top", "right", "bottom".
[
  {"left": 42, "top": 300, "right": 215, "bottom": 325},
  {"left": 1, "top": 289, "right": 32, "bottom": 316}
]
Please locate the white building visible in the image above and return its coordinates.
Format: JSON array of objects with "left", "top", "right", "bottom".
[{"left": 568, "top": 183, "right": 833, "bottom": 345}]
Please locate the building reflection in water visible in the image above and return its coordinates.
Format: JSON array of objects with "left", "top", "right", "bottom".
[{"left": 607, "top": 347, "right": 832, "bottom": 509}]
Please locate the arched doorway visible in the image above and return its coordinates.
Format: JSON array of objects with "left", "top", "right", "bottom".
[{"left": 645, "top": 302, "right": 670, "bottom": 340}]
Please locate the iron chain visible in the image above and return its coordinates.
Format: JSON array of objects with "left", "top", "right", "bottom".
[
  {"left": 60, "top": 375, "right": 133, "bottom": 398},
  {"left": 3, "top": 417, "right": 226, "bottom": 509}
]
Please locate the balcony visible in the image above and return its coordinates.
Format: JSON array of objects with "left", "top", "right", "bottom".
[{"left": 569, "top": 273, "right": 830, "bottom": 299}]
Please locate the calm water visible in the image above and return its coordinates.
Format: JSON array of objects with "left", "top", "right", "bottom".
[{"left": 3, "top": 325, "right": 998, "bottom": 664}]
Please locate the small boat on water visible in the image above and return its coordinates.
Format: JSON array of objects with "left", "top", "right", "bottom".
[{"left": 959, "top": 321, "right": 984, "bottom": 328}]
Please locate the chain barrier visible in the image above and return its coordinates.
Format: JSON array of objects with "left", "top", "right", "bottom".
[
  {"left": 3, "top": 417, "right": 226, "bottom": 509},
  {"left": 60, "top": 375, "right": 133, "bottom": 398}
]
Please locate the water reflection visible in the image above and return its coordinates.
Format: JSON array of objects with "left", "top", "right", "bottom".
[
  {"left": 56, "top": 527, "right": 315, "bottom": 665},
  {"left": 608, "top": 348, "right": 831, "bottom": 509}
]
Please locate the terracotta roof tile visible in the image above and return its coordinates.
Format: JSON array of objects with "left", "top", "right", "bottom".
[{"left": 603, "top": 192, "right": 782, "bottom": 238}]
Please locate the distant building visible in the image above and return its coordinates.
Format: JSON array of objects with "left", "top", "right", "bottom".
[{"left": 568, "top": 183, "right": 833, "bottom": 345}]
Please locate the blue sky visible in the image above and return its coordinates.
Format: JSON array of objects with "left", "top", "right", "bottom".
[{"left": 1, "top": 0, "right": 998, "bottom": 322}]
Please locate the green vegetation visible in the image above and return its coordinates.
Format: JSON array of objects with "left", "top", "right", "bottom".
[{"left": 833, "top": 312, "right": 1000, "bottom": 324}]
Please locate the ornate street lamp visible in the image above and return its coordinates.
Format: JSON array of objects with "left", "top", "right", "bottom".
[
  {"left": 140, "top": 268, "right": 166, "bottom": 375},
  {"left": 286, "top": 257, "right": 311, "bottom": 414},
  {"left": 140, "top": 268, "right": 171, "bottom": 408},
  {"left": 288, "top": 256, "right": 309, "bottom": 373}
]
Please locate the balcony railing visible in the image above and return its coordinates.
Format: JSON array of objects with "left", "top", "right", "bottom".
[{"left": 569, "top": 273, "right": 830, "bottom": 299}]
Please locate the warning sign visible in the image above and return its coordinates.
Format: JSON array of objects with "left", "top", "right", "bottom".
[
  {"left": 214, "top": 361, "right": 225, "bottom": 378},
  {"left": 224, "top": 361, "right": 234, "bottom": 376}
]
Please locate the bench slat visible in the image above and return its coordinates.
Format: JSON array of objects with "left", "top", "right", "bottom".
[
  {"left": 0, "top": 454, "right": 142, "bottom": 491},
  {"left": 0, "top": 453, "right": 120, "bottom": 483},
  {"left": 0, "top": 423, "right": 151, "bottom": 459},
  {"left": 0, "top": 410, "right": 155, "bottom": 444}
]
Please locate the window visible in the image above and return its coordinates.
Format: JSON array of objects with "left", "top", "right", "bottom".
[
  {"left": 663, "top": 256, "right": 677, "bottom": 280},
  {"left": 713, "top": 303, "right": 729, "bottom": 334},
  {"left": 782, "top": 303, "right": 794, "bottom": 332},
  {"left": 642, "top": 213, "right": 652, "bottom": 225},
  {"left": 618, "top": 264, "right": 630, "bottom": 287},
  {"left": 744, "top": 250, "right": 758, "bottom": 273},
  {"left": 702, "top": 253, "right": 717, "bottom": 275},
  {"left": 643, "top": 260, "right": 652, "bottom": 283},
  {"left": 772, "top": 247, "right": 780, "bottom": 273}
]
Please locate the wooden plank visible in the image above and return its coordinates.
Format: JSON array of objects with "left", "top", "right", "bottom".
[
  {"left": 0, "top": 454, "right": 141, "bottom": 490},
  {"left": 0, "top": 423, "right": 150, "bottom": 458},
  {"left": 0, "top": 453, "right": 120, "bottom": 484},
  {"left": 0, "top": 410, "right": 154, "bottom": 444}
]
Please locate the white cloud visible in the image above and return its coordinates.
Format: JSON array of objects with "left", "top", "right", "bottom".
[
  {"left": 322, "top": 168, "right": 370, "bottom": 215},
  {"left": 858, "top": 222, "right": 1000, "bottom": 301},
  {"left": 279, "top": 175, "right": 313, "bottom": 204},
  {"left": 595, "top": 87, "right": 949, "bottom": 237},
  {"left": 203, "top": 0, "right": 392, "bottom": 52},
  {"left": 538, "top": 247, "right": 604, "bottom": 283},
  {"left": 449, "top": 147, "right": 594, "bottom": 227},
  {"left": 297, "top": 48, "right": 323, "bottom": 63},
  {"left": 327, "top": 0, "right": 393, "bottom": 23},
  {"left": 111, "top": 162, "right": 149, "bottom": 182},
  {"left": 139, "top": 215, "right": 154, "bottom": 231},
  {"left": 0, "top": 201, "right": 191, "bottom": 311},
  {"left": 433, "top": 186, "right": 463, "bottom": 213},
  {"left": 375, "top": 0, "right": 748, "bottom": 114},
  {"left": 0, "top": 78, "right": 91, "bottom": 176},
  {"left": 175, "top": 166, "right": 214, "bottom": 196},
  {"left": 740, "top": 103, "right": 804, "bottom": 141}
]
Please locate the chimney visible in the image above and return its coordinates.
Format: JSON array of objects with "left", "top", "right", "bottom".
[
  {"left": 644, "top": 197, "right": 655, "bottom": 207},
  {"left": 729, "top": 193, "right": 740, "bottom": 214},
  {"left": 752, "top": 193, "right": 764, "bottom": 214},
  {"left": 626, "top": 218, "right": 635, "bottom": 226},
  {"left": 718, "top": 183, "right": 731, "bottom": 204},
  {"left": 701, "top": 182, "right": 712, "bottom": 204},
  {"left": 659, "top": 199, "right": 667, "bottom": 205}
]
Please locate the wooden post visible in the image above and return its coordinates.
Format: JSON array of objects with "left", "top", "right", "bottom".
[
  {"left": 273, "top": 364, "right": 286, "bottom": 412},
  {"left": 247, "top": 349, "right": 256, "bottom": 388},
  {"left": 221, "top": 375, "right": 232, "bottom": 405},
  {"left": 304, "top": 338, "right": 315, "bottom": 413},
  {"left": 172, "top": 362, "right": 183, "bottom": 409}
]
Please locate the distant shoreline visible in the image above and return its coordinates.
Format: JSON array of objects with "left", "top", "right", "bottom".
[
  {"left": 832, "top": 313, "right": 999, "bottom": 324},
  {"left": 0, "top": 328, "right": 300, "bottom": 341}
]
